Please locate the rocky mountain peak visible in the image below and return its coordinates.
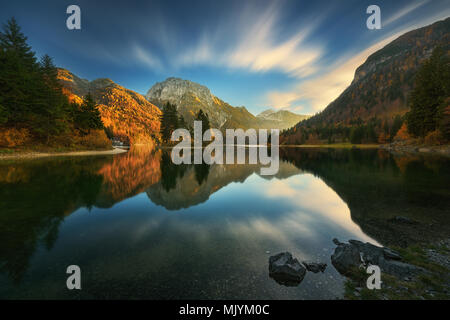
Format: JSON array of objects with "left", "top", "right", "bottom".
[{"left": 146, "top": 77, "right": 215, "bottom": 109}]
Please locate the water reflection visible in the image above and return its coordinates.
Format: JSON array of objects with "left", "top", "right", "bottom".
[{"left": 0, "top": 146, "right": 449, "bottom": 299}]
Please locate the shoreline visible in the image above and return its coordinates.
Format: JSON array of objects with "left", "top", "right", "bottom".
[
  {"left": 380, "top": 143, "right": 450, "bottom": 157},
  {"left": 280, "top": 144, "right": 380, "bottom": 149},
  {"left": 0, "top": 147, "right": 128, "bottom": 160}
]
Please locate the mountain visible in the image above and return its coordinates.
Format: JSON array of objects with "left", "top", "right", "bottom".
[
  {"left": 146, "top": 158, "right": 302, "bottom": 210},
  {"left": 282, "top": 17, "right": 450, "bottom": 143},
  {"left": 58, "top": 69, "right": 161, "bottom": 145},
  {"left": 257, "top": 109, "right": 309, "bottom": 128},
  {"left": 146, "top": 77, "right": 307, "bottom": 131}
]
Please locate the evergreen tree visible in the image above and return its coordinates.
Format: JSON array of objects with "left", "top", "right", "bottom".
[
  {"left": 195, "top": 109, "right": 210, "bottom": 134},
  {"left": 0, "top": 17, "right": 106, "bottom": 147},
  {"left": 75, "top": 93, "right": 103, "bottom": 134},
  {"left": 34, "top": 54, "right": 70, "bottom": 143},
  {"left": 0, "top": 17, "right": 39, "bottom": 124},
  {"left": 159, "top": 102, "right": 179, "bottom": 143},
  {"left": 407, "top": 47, "right": 450, "bottom": 137}
]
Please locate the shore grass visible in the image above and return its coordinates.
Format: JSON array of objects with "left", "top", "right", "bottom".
[
  {"left": 0, "top": 146, "right": 124, "bottom": 160},
  {"left": 344, "top": 243, "right": 450, "bottom": 300}
]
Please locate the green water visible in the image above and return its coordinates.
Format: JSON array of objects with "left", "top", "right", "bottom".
[{"left": 0, "top": 147, "right": 449, "bottom": 299}]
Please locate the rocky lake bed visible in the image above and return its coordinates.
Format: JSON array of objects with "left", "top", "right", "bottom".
[{"left": 269, "top": 237, "right": 450, "bottom": 300}]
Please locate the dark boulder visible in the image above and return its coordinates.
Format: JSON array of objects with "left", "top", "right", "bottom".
[
  {"left": 269, "top": 252, "right": 306, "bottom": 286},
  {"left": 331, "top": 241, "right": 362, "bottom": 275},
  {"left": 331, "top": 239, "right": 425, "bottom": 279}
]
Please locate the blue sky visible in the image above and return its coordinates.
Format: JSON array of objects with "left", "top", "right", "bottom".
[{"left": 1, "top": 0, "right": 449, "bottom": 115}]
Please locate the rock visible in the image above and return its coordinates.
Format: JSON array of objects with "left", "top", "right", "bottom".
[
  {"left": 269, "top": 252, "right": 306, "bottom": 286},
  {"left": 302, "top": 261, "right": 327, "bottom": 273},
  {"left": 388, "top": 216, "right": 418, "bottom": 225},
  {"left": 378, "top": 257, "right": 424, "bottom": 279},
  {"left": 331, "top": 239, "right": 424, "bottom": 279},
  {"left": 331, "top": 241, "right": 362, "bottom": 274},
  {"left": 383, "top": 248, "right": 402, "bottom": 261}
]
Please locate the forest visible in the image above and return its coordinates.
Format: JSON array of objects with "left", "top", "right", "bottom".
[
  {"left": 281, "top": 47, "right": 450, "bottom": 146},
  {"left": 0, "top": 18, "right": 110, "bottom": 150}
]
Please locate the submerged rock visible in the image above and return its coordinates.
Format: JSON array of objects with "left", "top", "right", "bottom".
[
  {"left": 302, "top": 261, "right": 327, "bottom": 273},
  {"left": 269, "top": 252, "right": 306, "bottom": 286}
]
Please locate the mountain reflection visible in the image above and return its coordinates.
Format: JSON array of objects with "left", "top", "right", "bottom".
[{"left": 0, "top": 146, "right": 449, "bottom": 286}]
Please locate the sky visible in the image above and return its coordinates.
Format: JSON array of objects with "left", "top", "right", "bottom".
[{"left": 1, "top": 0, "right": 449, "bottom": 115}]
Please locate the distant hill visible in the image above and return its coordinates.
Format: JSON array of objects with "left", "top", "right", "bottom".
[
  {"left": 58, "top": 69, "right": 161, "bottom": 145},
  {"left": 257, "top": 109, "right": 309, "bottom": 129},
  {"left": 146, "top": 77, "right": 307, "bottom": 131},
  {"left": 282, "top": 17, "right": 450, "bottom": 144}
]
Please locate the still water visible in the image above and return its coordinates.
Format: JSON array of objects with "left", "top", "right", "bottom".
[{"left": 0, "top": 147, "right": 449, "bottom": 299}]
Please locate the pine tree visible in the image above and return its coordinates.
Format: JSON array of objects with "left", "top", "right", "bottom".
[
  {"left": 407, "top": 47, "right": 450, "bottom": 137},
  {"left": 75, "top": 93, "right": 103, "bottom": 134},
  {"left": 0, "top": 17, "right": 39, "bottom": 124},
  {"left": 159, "top": 102, "right": 179, "bottom": 143},
  {"left": 195, "top": 109, "right": 210, "bottom": 134},
  {"left": 34, "top": 54, "right": 70, "bottom": 143}
]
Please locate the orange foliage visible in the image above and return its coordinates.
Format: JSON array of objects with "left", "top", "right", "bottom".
[
  {"left": 57, "top": 68, "right": 162, "bottom": 146},
  {"left": 394, "top": 123, "right": 411, "bottom": 141},
  {"left": 0, "top": 127, "right": 32, "bottom": 147},
  {"left": 97, "top": 87, "right": 161, "bottom": 145},
  {"left": 73, "top": 129, "right": 112, "bottom": 150},
  {"left": 97, "top": 146, "right": 161, "bottom": 205}
]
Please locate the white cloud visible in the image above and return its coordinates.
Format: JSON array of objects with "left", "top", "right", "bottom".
[
  {"left": 277, "top": 33, "right": 401, "bottom": 113},
  {"left": 173, "top": 3, "right": 323, "bottom": 79},
  {"left": 133, "top": 44, "right": 163, "bottom": 71},
  {"left": 383, "top": 0, "right": 430, "bottom": 27}
]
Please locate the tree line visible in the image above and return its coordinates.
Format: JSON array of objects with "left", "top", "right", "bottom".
[
  {"left": 281, "top": 115, "right": 404, "bottom": 145},
  {"left": 159, "top": 102, "right": 210, "bottom": 144},
  {"left": 281, "top": 46, "right": 449, "bottom": 146},
  {"left": 406, "top": 47, "right": 450, "bottom": 142},
  {"left": 0, "top": 17, "right": 104, "bottom": 147}
]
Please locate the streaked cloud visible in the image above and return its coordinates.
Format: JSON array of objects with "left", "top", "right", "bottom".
[
  {"left": 132, "top": 44, "right": 163, "bottom": 71},
  {"left": 267, "top": 32, "right": 401, "bottom": 112},
  {"left": 383, "top": 0, "right": 430, "bottom": 27},
  {"left": 173, "top": 2, "right": 323, "bottom": 78}
]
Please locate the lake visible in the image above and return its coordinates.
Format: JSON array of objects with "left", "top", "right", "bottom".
[{"left": 0, "top": 146, "right": 449, "bottom": 299}]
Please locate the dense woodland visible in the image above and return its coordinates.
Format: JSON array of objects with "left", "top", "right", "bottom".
[
  {"left": 281, "top": 46, "right": 450, "bottom": 146},
  {"left": 1, "top": 17, "right": 448, "bottom": 150},
  {"left": 0, "top": 18, "right": 110, "bottom": 150}
]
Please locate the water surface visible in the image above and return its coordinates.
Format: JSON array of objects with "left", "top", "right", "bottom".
[{"left": 0, "top": 147, "right": 449, "bottom": 299}]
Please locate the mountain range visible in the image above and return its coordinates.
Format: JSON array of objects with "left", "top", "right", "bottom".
[
  {"left": 146, "top": 77, "right": 309, "bottom": 131},
  {"left": 57, "top": 17, "right": 449, "bottom": 146},
  {"left": 288, "top": 17, "right": 450, "bottom": 129},
  {"left": 58, "top": 72, "right": 308, "bottom": 145}
]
